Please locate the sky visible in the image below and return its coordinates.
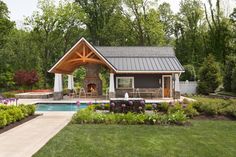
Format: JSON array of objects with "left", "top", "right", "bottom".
[{"left": 2, "top": 0, "right": 236, "bottom": 24}]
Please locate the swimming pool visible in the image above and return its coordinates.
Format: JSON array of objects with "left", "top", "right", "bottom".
[{"left": 36, "top": 103, "right": 87, "bottom": 111}]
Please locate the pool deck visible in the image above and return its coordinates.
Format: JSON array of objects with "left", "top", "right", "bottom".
[
  {"left": 0, "top": 111, "right": 74, "bottom": 157},
  {"left": 17, "top": 96, "right": 194, "bottom": 105}
]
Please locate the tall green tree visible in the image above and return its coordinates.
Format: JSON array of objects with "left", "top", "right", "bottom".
[
  {"left": 223, "top": 54, "right": 236, "bottom": 92},
  {"left": 174, "top": 0, "right": 206, "bottom": 67},
  {"left": 123, "top": 0, "right": 165, "bottom": 46},
  {"left": 158, "top": 2, "right": 174, "bottom": 44},
  {"left": 75, "top": 0, "right": 121, "bottom": 45},
  {"left": 0, "top": 0, "right": 15, "bottom": 90},
  {"left": 230, "top": 8, "right": 236, "bottom": 54},
  {"left": 0, "top": 0, "right": 14, "bottom": 48},
  {"left": 204, "top": 0, "right": 232, "bottom": 63}
]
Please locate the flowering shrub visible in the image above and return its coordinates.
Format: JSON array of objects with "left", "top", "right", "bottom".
[{"left": 71, "top": 108, "right": 188, "bottom": 125}]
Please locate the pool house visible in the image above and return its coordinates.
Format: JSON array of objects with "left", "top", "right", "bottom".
[{"left": 49, "top": 37, "right": 185, "bottom": 100}]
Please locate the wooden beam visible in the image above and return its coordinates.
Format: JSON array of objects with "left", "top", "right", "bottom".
[
  {"left": 83, "top": 42, "right": 85, "bottom": 62},
  {"left": 86, "top": 51, "right": 93, "bottom": 58},
  {"left": 68, "top": 58, "right": 105, "bottom": 65},
  {"left": 75, "top": 51, "right": 83, "bottom": 58}
]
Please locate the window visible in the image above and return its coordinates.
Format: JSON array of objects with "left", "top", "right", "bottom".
[{"left": 116, "top": 77, "right": 134, "bottom": 89}]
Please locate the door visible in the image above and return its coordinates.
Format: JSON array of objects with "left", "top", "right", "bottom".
[{"left": 163, "top": 76, "right": 171, "bottom": 98}]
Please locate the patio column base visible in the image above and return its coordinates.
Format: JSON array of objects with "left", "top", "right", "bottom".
[
  {"left": 109, "top": 92, "right": 115, "bottom": 98},
  {"left": 53, "top": 92, "right": 63, "bottom": 100},
  {"left": 173, "top": 91, "right": 180, "bottom": 99}
]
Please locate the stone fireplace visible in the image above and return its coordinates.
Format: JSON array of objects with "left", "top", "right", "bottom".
[{"left": 83, "top": 64, "right": 102, "bottom": 95}]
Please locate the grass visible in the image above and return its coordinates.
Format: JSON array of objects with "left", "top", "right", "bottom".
[{"left": 34, "top": 120, "right": 236, "bottom": 157}]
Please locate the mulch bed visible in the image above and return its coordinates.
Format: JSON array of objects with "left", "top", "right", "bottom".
[{"left": 0, "top": 114, "right": 42, "bottom": 134}]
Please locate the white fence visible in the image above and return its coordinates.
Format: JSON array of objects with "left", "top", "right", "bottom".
[{"left": 180, "top": 81, "right": 197, "bottom": 94}]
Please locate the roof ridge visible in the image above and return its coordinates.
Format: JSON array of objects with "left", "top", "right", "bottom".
[
  {"left": 95, "top": 46, "right": 174, "bottom": 48},
  {"left": 106, "top": 56, "right": 176, "bottom": 58}
]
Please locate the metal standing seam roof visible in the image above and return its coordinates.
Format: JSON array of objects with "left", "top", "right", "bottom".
[{"left": 95, "top": 46, "right": 184, "bottom": 72}]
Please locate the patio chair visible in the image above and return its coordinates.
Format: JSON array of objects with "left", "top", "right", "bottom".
[{"left": 135, "top": 88, "right": 141, "bottom": 98}]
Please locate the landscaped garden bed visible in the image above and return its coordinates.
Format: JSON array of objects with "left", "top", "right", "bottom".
[
  {"left": 72, "top": 107, "right": 188, "bottom": 125},
  {"left": 0, "top": 104, "right": 36, "bottom": 131},
  {"left": 72, "top": 97, "right": 236, "bottom": 127}
]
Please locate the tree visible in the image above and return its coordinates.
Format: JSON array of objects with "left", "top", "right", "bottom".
[
  {"left": 180, "top": 64, "right": 196, "bottom": 81},
  {"left": 223, "top": 54, "right": 236, "bottom": 92},
  {"left": 0, "top": 0, "right": 14, "bottom": 48},
  {"left": 174, "top": 0, "right": 206, "bottom": 67},
  {"left": 231, "top": 67, "right": 236, "bottom": 93},
  {"left": 230, "top": 8, "right": 236, "bottom": 55},
  {"left": 197, "top": 54, "right": 222, "bottom": 94},
  {"left": 123, "top": 0, "right": 165, "bottom": 46},
  {"left": 158, "top": 2, "right": 174, "bottom": 44},
  {"left": 0, "top": 1, "right": 15, "bottom": 91},
  {"left": 75, "top": 0, "right": 121, "bottom": 45},
  {"left": 204, "top": 0, "right": 232, "bottom": 63}
]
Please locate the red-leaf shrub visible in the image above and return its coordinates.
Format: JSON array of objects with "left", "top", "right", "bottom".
[{"left": 14, "top": 70, "right": 39, "bottom": 88}]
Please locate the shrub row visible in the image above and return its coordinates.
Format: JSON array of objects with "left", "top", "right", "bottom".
[
  {"left": 0, "top": 104, "right": 36, "bottom": 128},
  {"left": 192, "top": 100, "right": 236, "bottom": 117},
  {"left": 71, "top": 108, "right": 188, "bottom": 125}
]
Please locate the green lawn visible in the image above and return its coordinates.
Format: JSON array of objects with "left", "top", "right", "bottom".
[{"left": 34, "top": 120, "right": 236, "bottom": 157}]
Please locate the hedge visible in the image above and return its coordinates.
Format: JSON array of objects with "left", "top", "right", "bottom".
[
  {"left": 0, "top": 104, "right": 36, "bottom": 128},
  {"left": 71, "top": 107, "right": 188, "bottom": 125}
]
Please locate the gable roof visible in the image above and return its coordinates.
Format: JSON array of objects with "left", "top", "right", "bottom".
[
  {"left": 48, "top": 38, "right": 116, "bottom": 74},
  {"left": 49, "top": 38, "right": 184, "bottom": 74}
]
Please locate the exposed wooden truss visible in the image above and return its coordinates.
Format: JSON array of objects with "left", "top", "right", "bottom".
[
  {"left": 49, "top": 40, "right": 111, "bottom": 74},
  {"left": 66, "top": 42, "right": 106, "bottom": 66}
]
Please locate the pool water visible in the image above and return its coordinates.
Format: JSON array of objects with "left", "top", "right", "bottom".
[{"left": 36, "top": 103, "right": 87, "bottom": 111}]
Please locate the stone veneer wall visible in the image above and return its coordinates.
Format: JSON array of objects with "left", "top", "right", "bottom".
[{"left": 83, "top": 64, "right": 102, "bottom": 95}]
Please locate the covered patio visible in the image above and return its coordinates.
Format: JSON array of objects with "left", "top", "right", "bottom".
[{"left": 49, "top": 38, "right": 116, "bottom": 100}]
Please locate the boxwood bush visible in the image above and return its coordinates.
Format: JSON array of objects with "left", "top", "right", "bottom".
[{"left": 0, "top": 104, "right": 36, "bottom": 128}]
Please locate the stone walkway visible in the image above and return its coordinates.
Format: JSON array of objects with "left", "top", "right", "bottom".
[{"left": 0, "top": 111, "right": 74, "bottom": 157}]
